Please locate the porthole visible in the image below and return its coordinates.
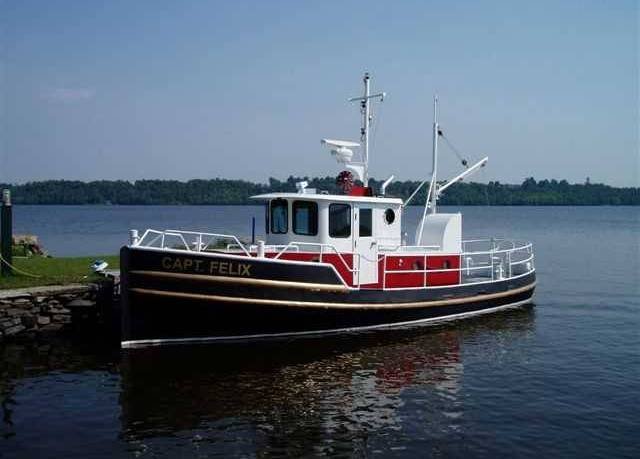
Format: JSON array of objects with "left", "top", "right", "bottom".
[{"left": 384, "top": 208, "right": 396, "bottom": 225}]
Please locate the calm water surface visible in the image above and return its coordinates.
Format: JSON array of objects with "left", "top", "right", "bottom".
[{"left": 1, "top": 206, "right": 638, "bottom": 458}]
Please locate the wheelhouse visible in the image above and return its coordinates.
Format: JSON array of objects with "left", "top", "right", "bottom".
[{"left": 255, "top": 192, "right": 403, "bottom": 253}]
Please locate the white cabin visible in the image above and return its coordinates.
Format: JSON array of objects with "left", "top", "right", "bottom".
[{"left": 251, "top": 192, "right": 403, "bottom": 253}]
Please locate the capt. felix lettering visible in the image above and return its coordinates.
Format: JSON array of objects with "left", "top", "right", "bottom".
[{"left": 161, "top": 256, "right": 251, "bottom": 277}]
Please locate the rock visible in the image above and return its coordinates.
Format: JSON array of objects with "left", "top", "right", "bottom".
[
  {"left": 52, "top": 314, "right": 72, "bottom": 324},
  {"left": 12, "top": 298, "right": 33, "bottom": 306},
  {"left": 7, "top": 308, "right": 30, "bottom": 317},
  {"left": 1, "top": 318, "right": 21, "bottom": 329},
  {"left": 4, "top": 324, "right": 26, "bottom": 336},
  {"left": 57, "top": 294, "right": 77, "bottom": 303},
  {"left": 66, "top": 299, "right": 95, "bottom": 308},
  {"left": 20, "top": 315, "right": 36, "bottom": 329},
  {"left": 35, "top": 296, "right": 47, "bottom": 304},
  {"left": 48, "top": 299, "right": 61, "bottom": 308},
  {"left": 37, "top": 316, "right": 51, "bottom": 326},
  {"left": 39, "top": 323, "right": 64, "bottom": 334}
]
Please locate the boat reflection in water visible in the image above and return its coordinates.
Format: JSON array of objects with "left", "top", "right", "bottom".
[{"left": 120, "top": 306, "right": 535, "bottom": 457}]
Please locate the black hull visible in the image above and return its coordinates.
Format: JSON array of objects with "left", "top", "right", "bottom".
[{"left": 121, "top": 247, "right": 536, "bottom": 347}]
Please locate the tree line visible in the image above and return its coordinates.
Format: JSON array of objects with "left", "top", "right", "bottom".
[{"left": 0, "top": 177, "right": 637, "bottom": 205}]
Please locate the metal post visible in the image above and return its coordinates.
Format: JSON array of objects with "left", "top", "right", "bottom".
[
  {"left": 251, "top": 217, "right": 256, "bottom": 245},
  {"left": 363, "top": 73, "right": 370, "bottom": 186},
  {"left": 1, "top": 189, "right": 12, "bottom": 277},
  {"left": 430, "top": 95, "right": 439, "bottom": 214}
]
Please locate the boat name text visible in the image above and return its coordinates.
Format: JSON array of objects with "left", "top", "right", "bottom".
[{"left": 161, "top": 256, "right": 252, "bottom": 276}]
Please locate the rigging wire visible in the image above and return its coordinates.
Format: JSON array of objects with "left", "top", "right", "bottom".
[{"left": 438, "top": 129, "right": 469, "bottom": 168}]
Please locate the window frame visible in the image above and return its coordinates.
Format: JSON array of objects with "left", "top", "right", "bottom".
[
  {"left": 384, "top": 208, "right": 396, "bottom": 225},
  {"left": 359, "top": 208, "right": 373, "bottom": 237},
  {"left": 329, "top": 203, "right": 352, "bottom": 239},
  {"left": 292, "top": 200, "right": 319, "bottom": 236},
  {"left": 270, "top": 199, "right": 289, "bottom": 234}
]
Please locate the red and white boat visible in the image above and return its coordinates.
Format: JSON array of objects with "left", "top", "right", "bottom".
[{"left": 120, "top": 73, "right": 536, "bottom": 348}]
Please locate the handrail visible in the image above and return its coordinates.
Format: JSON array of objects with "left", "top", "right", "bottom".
[
  {"left": 136, "top": 229, "right": 252, "bottom": 257},
  {"left": 381, "top": 240, "right": 534, "bottom": 289},
  {"left": 271, "top": 241, "right": 358, "bottom": 278},
  {"left": 133, "top": 228, "right": 534, "bottom": 290},
  {"left": 378, "top": 244, "right": 441, "bottom": 252}
]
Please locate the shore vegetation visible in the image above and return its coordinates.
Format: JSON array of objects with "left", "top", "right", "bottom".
[
  {"left": 1, "top": 177, "right": 637, "bottom": 206},
  {"left": 0, "top": 255, "right": 119, "bottom": 290}
]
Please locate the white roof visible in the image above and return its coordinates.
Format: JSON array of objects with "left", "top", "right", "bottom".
[{"left": 250, "top": 192, "right": 403, "bottom": 205}]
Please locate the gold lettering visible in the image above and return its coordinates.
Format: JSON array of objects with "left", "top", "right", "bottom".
[
  {"left": 240, "top": 264, "right": 251, "bottom": 276},
  {"left": 173, "top": 258, "right": 183, "bottom": 270},
  {"left": 219, "top": 262, "right": 229, "bottom": 274},
  {"left": 194, "top": 260, "right": 203, "bottom": 273},
  {"left": 183, "top": 259, "right": 193, "bottom": 270},
  {"left": 162, "top": 257, "right": 172, "bottom": 269},
  {"left": 209, "top": 261, "right": 219, "bottom": 274}
]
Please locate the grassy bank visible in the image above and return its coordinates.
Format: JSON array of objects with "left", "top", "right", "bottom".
[{"left": 0, "top": 255, "right": 119, "bottom": 290}]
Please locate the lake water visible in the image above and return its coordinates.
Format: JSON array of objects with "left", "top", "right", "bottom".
[{"left": 1, "top": 206, "right": 639, "bottom": 458}]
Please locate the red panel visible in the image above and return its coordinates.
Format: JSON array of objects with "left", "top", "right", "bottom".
[
  {"left": 322, "top": 253, "right": 354, "bottom": 285},
  {"left": 383, "top": 255, "right": 426, "bottom": 288},
  {"left": 266, "top": 252, "right": 354, "bottom": 286},
  {"left": 425, "top": 255, "right": 461, "bottom": 286},
  {"left": 262, "top": 251, "right": 461, "bottom": 289},
  {"left": 349, "top": 186, "right": 373, "bottom": 196}
]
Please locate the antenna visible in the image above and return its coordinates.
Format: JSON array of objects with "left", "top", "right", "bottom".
[{"left": 348, "top": 72, "right": 385, "bottom": 186}]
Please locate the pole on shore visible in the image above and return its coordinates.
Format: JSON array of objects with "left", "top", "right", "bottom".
[
  {"left": 251, "top": 217, "right": 256, "bottom": 245},
  {"left": 1, "top": 189, "right": 12, "bottom": 277}
]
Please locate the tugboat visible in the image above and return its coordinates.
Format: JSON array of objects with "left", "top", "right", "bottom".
[{"left": 120, "top": 73, "right": 536, "bottom": 348}]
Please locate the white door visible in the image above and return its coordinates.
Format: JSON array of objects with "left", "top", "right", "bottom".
[{"left": 353, "top": 207, "right": 378, "bottom": 285}]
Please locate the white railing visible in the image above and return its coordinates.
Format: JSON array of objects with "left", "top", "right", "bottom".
[
  {"left": 135, "top": 229, "right": 252, "bottom": 257},
  {"left": 132, "top": 229, "right": 534, "bottom": 289},
  {"left": 269, "top": 241, "right": 360, "bottom": 282},
  {"left": 382, "top": 239, "right": 534, "bottom": 290}
]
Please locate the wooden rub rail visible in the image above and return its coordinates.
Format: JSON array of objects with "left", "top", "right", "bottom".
[{"left": 130, "top": 281, "right": 536, "bottom": 310}]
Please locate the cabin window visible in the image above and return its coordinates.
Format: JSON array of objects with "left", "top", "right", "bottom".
[
  {"left": 264, "top": 203, "right": 269, "bottom": 234},
  {"left": 359, "top": 208, "right": 372, "bottom": 237},
  {"left": 293, "top": 201, "right": 318, "bottom": 236},
  {"left": 329, "top": 203, "right": 351, "bottom": 238},
  {"left": 384, "top": 208, "right": 396, "bottom": 225},
  {"left": 270, "top": 199, "right": 288, "bottom": 234}
]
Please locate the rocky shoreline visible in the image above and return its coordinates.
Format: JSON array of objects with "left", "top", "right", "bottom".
[{"left": 0, "top": 282, "right": 118, "bottom": 342}]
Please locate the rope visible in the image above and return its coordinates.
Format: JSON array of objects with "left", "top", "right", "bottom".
[
  {"left": 0, "top": 254, "right": 42, "bottom": 278},
  {"left": 439, "top": 130, "right": 469, "bottom": 168}
]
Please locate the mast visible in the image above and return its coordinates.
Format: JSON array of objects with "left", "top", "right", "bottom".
[
  {"left": 363, "top": 73, "right": 371, "bottom": 185},
  {"left": 430, "top": 95, "right": 439, "bottom": 214},
  {"left": 348, "top": 73, "right": 385, "bottom": 187},
  {"left": 415, "top": 95, "right": 439, "bottom": 245},
  {"left": 414, "top": 96, "right": 489, "bottom": 245}
]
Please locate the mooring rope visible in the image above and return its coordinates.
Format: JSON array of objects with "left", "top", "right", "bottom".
[{"left": 0, "top": 254, "right": 42, "bottom": 278}]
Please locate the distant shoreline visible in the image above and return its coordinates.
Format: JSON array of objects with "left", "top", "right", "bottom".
[{"left": 2, "top": 177, "right": 638, "bottom": 206}]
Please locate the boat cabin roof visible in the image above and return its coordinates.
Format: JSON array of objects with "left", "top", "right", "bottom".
[{"left": 251, "top": 192, "right": 403, "bottom": 205}]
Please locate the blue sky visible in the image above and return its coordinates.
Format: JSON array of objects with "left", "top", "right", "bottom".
[{"left": 1, "top": 0, "right": 637, "bottom": 186}]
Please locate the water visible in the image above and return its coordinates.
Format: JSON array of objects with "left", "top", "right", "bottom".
[{"left": 1, "top": 206, "right": 639, "bottom": 458}]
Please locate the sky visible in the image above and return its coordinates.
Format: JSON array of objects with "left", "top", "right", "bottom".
[{"left": 1, "top": 0, "right": 638, "bottom": 186}]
